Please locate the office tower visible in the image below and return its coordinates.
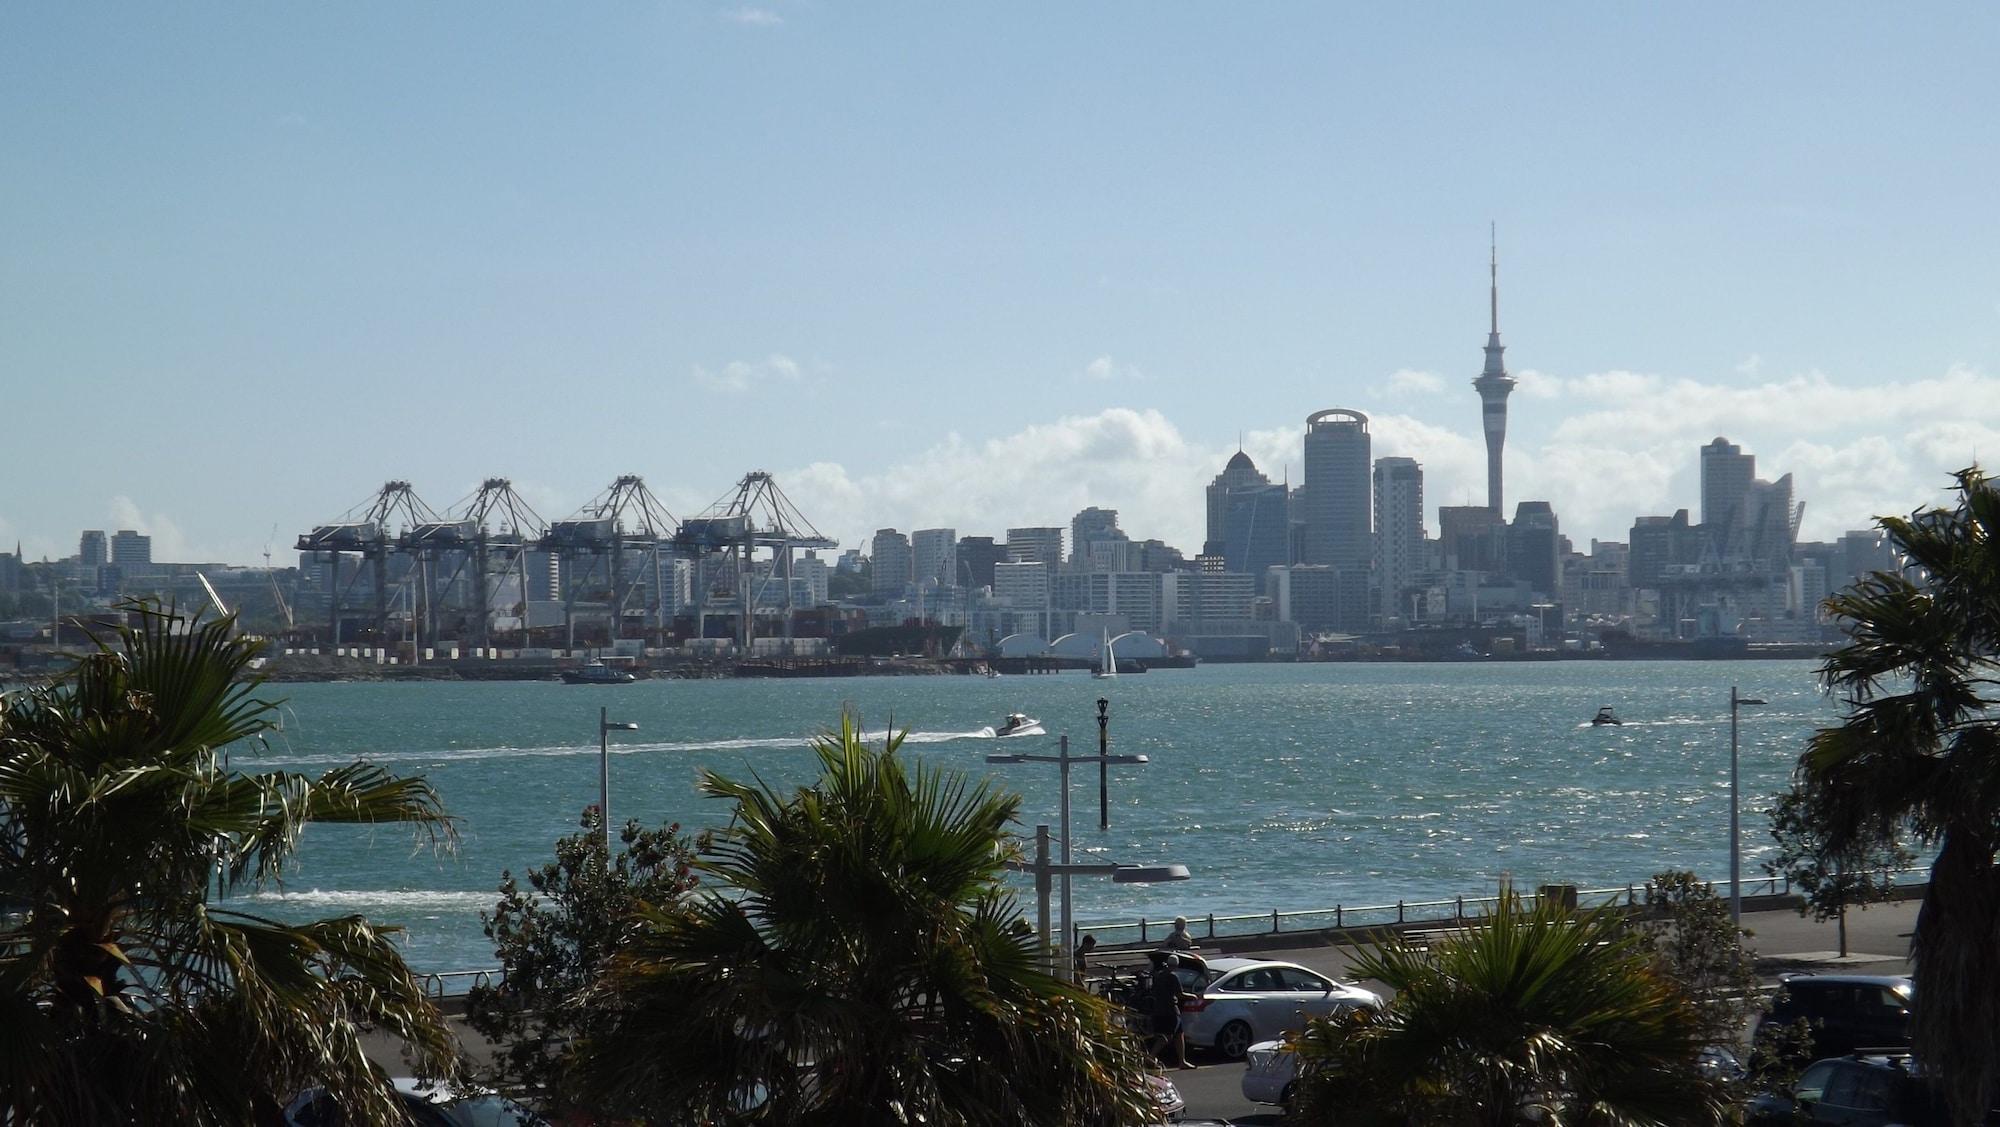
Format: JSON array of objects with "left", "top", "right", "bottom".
[
  {"left": 1628, "top": 510, "right": 1699, "bottom": 589},
  {"left": 1221, "top": 482, "right": 1290, "bottom": 577},
  {"left": 911, "top": 528, "right": 958, "bottom": 587},
  {"left": 79, "top": 530, "right": 108, "bottom": 566},
  {"left": 1700, "top": 437, "right": 1755, "bottom": 529},
  {"left": 955, "top": 536, "right": 1005, "bottom": 589},
  {"left": 993, "top": 560, "right": 1051, "bottom": 612},
  {"left": 1506, "top": 501, "right": 1561, "bottom": 598},
  {"left": 1438, "top": 505, "right": 1506, "bottom": 573},
  {"left": 1005, "top": 527, "right": 1065, "bottom": 568},
  {"left": 1372, "top": 457, "right": 1424, "bottom": 617},
  {"left": 1300, "top": 409, "right": 1371, "bottom": 569},
  {"left": 111, "top": 529, "right": 152, "bottom": 565},
  {"left": 869, "top": 529, "right": 912, "bottom": 597},
  {"left": 1205, "top": 450, "right": 1271, "bottom": 553},
  {"left": 1473, "top": 236, "right": 1517, "bottom": 514}
]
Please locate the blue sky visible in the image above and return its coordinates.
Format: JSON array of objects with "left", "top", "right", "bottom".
[{"left": 5, "top": 4, "right": 1999, "bottom": 563}]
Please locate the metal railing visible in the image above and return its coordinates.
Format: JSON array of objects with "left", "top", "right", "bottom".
[
  {"left": 419, "top": 968, "right": 501, "bottom": 999},
  {"left": 1072, "top": 868, "right": 1930, "bottom": 948}
]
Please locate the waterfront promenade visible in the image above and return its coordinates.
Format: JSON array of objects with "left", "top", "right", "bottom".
[{"left": 375, "top": 894, "right": 1920, "bottom": 1123}]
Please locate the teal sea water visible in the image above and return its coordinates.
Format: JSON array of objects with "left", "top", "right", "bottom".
[{"left": 233, "top": 661, "right": 1836, "bottom": 970}]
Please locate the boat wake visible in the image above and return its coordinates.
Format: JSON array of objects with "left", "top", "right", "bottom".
[{"left": 249, "top": 727, "right": 1014, "bottom": 768}]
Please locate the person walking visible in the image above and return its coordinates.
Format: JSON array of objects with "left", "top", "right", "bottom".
[{"left": 1147, "top": 952, "right": 1195, "bottom": 1070}]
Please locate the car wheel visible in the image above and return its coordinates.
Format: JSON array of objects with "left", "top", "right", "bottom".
[{"left": 1215, "top": 1020, "right": 1254, "bottom": 1061}]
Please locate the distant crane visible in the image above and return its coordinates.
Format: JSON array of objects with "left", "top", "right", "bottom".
[
  {"left": 296, "top": 482, "right": 442, "bottom": 645},
  {"left": 676, "top": 471, "right": 836, "bottom": 649},
  {"left": 264, "top": 523, "right": 294, "bottom": 631},
  {"left": 540, "top": 475, "right": 677, "bottom": 649},
  {"left": 407, "top": 478, "right": 547, "bottom": 651}
]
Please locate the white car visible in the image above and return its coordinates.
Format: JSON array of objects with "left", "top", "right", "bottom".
[
  {"left": 1241, "top": 1038, "right": 1303, "bottom": 1107},
  {"left": 1179, "top": 957, "right": 1382, "bottom": 1061}
]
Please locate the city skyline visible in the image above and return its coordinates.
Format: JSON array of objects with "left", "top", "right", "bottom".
[{"left": 6, "top": 5, "right": 2000, "bottom": 564}]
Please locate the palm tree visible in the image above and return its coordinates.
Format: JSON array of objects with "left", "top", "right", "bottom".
[
  {"left": 567, "top": 714, "right": 1158, "bottom": 1125},
  {"left": 0, "top": 606, "right": 459, "bottom": 1124},
  {"left": 1804, "top": 466, "right": 2000, "bottom": 1122},
  {"left": 1289, "top": 896, "right": 1727, "bottom": 1127}
]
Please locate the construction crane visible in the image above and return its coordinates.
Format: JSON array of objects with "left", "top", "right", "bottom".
[
  {"left": 675, "top": 471, "right": 836, "bottom": 649},
  {"left": 296, "top": 482, "right": 442, "bottom": 645},
  {"left": 264, "top": 524, "right": 294, "bottom": 631},
  {"left": 539, "top": 475, "right": 677, "bottom": 649},
  {"left": 406, "top": 478, "right": 547, "bottom": 650}
]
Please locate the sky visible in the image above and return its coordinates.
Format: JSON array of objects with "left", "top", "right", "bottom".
[{"left": 5, "top": 4, "right": 2000, "bottom": 565}]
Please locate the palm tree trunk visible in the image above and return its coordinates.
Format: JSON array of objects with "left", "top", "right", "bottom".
[
  {"left": 1913, "top": 831, "right": 2000, "bottom": 1124},
  {"left": 1837, "top": 905, "right": 1848, "bottom": 959}
]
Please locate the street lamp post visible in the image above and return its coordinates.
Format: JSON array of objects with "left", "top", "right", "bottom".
[
  {"left": 1010, "top": 823, "right": 1190, "bottom": 976},
  {"left": 990, "top": 733, "right": 1152, "bottom": 977},
  {"left": 598, "top": 707, "right": 640, "bottom": 851},
  {"left": 1729, "top": 686, "right": 1766, "bottom": 924}
]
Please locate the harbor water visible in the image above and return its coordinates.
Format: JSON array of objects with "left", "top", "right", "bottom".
[{"left": 232, "top": 660, "right": 1838, "bottom": 970}]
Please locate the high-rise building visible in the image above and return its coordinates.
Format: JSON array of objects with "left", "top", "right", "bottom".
[
  {"left": 1372, "top": 457, "right": 1424, "bottom": 618},
  {"left": 1204, "top": 450, "right": 1271, "bottom": 553},
  {"left": 1070, "top": 508, "right": 1123, "bottom": 566},
  {"left": 993, "top": 561, "right": 1051, "bottom": 613},
  {"left": 869, "top": 529, "right": 912, "bottom": 597},
  {"left": 1700, "top": 437, "right": 1755, "bottom": 530},
  {"left": 1473, "top": 236, "right": 1517, "bottom": 514},
  {"left": 1005, "top": 527, "right": 1065, "bottom": 568},
  {"left": 1220, "top": 482, "right": 1290, "bottom": 577},
  {"left": 111, "top": 529, "right": 152, "bottom": 565},
  {"left": 1505, "top": 501, "right": 1561, "bottom": 598},
  {"left": 1301, "top": 409, "right": 1371, "bottom": 569},
  {"left": 79, "top": 530, "right": 108, "bottom": 566},
  {"left": 1437, "top": 505, "right": 1506, "bottom": 573},
  {"left": 1628, "top": 509, "right": 1700, "bottom": 589},
  {"left": 955, "top": 536, "right": 1005, "bottom": 589},
  {"left": 911, "top": 528, "right": 958, "bottom": 587}
]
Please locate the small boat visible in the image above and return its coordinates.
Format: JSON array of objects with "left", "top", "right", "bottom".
[
  {"left": 1093, "top": 629, "right": 1118, "bottom": 679},
  {"left": 1591, "top": 705, "right": 1622, "bottom": 726},
  {"left": 994, "top": 712, "right": 1043, "bottom": 738},
  {"left": 561, "top": 661, "right": 638, "bottom": 685}
]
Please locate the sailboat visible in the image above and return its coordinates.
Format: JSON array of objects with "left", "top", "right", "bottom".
[{"left": 1093, "top": 629, "right": 1118, "bottom": 679}]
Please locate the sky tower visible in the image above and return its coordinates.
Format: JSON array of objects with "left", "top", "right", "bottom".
[{"left": 1472, "top": 229, "right": 1516, "bottom": 514}]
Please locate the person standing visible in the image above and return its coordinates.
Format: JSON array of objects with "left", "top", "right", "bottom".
[
  {"left": 1166, "top": 915, "right": 1199, "bottom": 950},
  {"left": 1148, "top": 952, "right": 1195, "bottom": 1070},
  {"left": 1073, "top": 933, "right": 1097, "bottom": 976}
]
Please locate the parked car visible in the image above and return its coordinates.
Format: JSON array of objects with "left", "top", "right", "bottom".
[
  {"left": 284, "top": 1078, "right": 547, "bottom": 1126},
  {"left": 1179, "top": 957, "right": 1382, "bottom": 1061},
  {"left": 1754, "top": 974, "right": 1914, "bottom": 1060},
  {"left": 1145, "top": 1072, "right": 1187, "bottom": 1122},
  {"left": 1746, "top": 1053, "right": 2000, "bottom": 1126},
  {"left": 1242, "top": 1038, "right": 1303, "bottom": 1107}
]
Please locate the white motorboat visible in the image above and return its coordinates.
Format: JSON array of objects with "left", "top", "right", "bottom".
[
  {"left": 994, "top": 712, "right": 1044, "bottom": 738},
  {"left": 1591, "top": 705, "right": 1622, "bottom": 726}
]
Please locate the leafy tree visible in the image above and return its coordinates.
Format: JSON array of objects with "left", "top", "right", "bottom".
[
  {"left": 465, "top": 807, "right": 702, "bottom": 1112},
  {"left": 1289, "top": 896, "right": 1727, "bottom": 1127},
  {"left": 566, "top": 714, "right": 1157, "bottom": 1125},
  {"left": 0, "top": 605, "right": 458, "bottom": 1125},
  {"left": 1764, "top": 788, "right": 1916, "bottom": 959},
  {"left": 1800, "top": 467, "right": 2000, "bottom": 1121},
  {"left": 1640, "top": 871, "right": 1761, "bottom": 1048}
]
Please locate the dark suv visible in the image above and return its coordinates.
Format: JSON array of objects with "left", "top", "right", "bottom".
[
  {"left": 1747, "top": 1054, "right": 2000, "bottom": 1126},
  {"left": 1755, "top": 974, "right": 1913, "bottom": 1060}
]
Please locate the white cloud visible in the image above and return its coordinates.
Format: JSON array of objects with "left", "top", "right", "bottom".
[
  {"left": 1386, "top": 368, "right": 1444, "bottom": 395},
  {"left": 108, "top": 496, "right": 196, "bottom": 562},
  {"left": 722, "top": 7, "right": 783, "bottom": 26},
  {"left": 1082, "top": 355, "right": 1144, "bottom": 382},
  {"left": 693, "top": 353, "right": 804, "bottom": 393},
  {"left": 764, "top": 363, "right": 2000, "bottom": 555},
  {"left": 1510, "top": 367, "right": 1565, "bottom": 400},
  {"left": 1735, "top": 353, "right": 1764, "bottom": 377}
]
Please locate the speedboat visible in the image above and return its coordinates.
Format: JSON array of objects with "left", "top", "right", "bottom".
[
  {"left": 1591, "top": 705, "right": 1622, "bottom": 726},
  {"left": 994, "top": 712, "right": 1043, "bottom": 738},
  {"left": 560, "top": 660, "right": 637, "bottom": 685}
]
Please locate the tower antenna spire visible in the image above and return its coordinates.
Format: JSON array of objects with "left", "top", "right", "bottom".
[{"left": 1489, "top": 222, "right": 1499, "bottom": 335}]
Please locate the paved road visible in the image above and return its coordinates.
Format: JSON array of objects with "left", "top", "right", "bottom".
[
  {"left": 371, "top": 896, "right": 1920, "bottom": 1124},
  {"left": 1164, "top": 896, "right": 1920, "bottom": 1122}
]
